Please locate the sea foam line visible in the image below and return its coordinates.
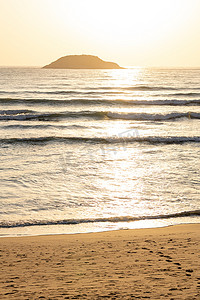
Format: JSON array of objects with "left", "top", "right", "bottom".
[
  {"left": 0, "top": 210, "right": 199, "bottom": 228},
  {"left": 0, "top": 110, "right": 200, "bottom": 121}
]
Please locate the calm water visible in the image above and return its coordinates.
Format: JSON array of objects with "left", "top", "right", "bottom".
[{"left": 0, "top": 67, "right": 199, "bottom": 236}]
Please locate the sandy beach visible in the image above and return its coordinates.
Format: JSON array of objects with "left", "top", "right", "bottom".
[{"left": 0, "top": 224, "right": 199, "bottom": 299}]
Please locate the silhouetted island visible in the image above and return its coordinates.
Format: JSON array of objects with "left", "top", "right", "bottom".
[{"left": 43, "top": 55, "right": 123, "bottom": 69}]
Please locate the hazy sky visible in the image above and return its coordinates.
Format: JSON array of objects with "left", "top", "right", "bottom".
[{"left": 1, "top": 0, "right": 200, "bottom": 67}]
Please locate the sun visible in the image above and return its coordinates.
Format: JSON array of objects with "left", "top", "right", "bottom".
[
  {"left": 31, "top": 0, "right": 200, "bottom": 67},
  {"left": 60, "top": 0, "right": 189, "bottom": 49}
]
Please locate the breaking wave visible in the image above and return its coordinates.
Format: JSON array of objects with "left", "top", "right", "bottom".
[
  {"left": 1, "top": 109, "right": 200, "bottom": 121},
  {"left": 1, "top": 136, "right": 200, "bottom": 145},
  {"left": 107, "top": 112, "right": 200, "bottom": 121},
  {"left": 0, "top": 210, "right": 199, "bottom": 228},
  {"left": 1, "top": 98, "right": 200, "bottom": 106}
]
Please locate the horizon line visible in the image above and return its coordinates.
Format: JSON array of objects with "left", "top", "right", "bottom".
[{"left": 1, "top": 65, "right": 200, "bottom": 69}]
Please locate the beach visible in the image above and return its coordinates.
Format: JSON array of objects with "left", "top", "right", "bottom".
[
  {"left": 1, "top": 1, "right": 200, "bottom": 299},
  {"left": 0, "top": 68, "right": 200, "bottom": 299},
  {"left": 0, "top": 224, "right": 199, "bottom": 299}
]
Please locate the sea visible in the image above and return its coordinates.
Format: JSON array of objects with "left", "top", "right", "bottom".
[{"left": 0, "top": 67, "right": 199, "bottom": 237}]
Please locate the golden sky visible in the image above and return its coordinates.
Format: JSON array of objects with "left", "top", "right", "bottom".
[{"left": 0, "top": 0, "right": 200, "bottom": 67}]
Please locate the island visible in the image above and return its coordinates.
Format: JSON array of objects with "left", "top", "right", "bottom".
[{"left": 43, "top": 54, "right": 123, "bottom": 69}]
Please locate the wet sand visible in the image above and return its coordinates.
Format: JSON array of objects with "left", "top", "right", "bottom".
[{"left": 0, "top": 224, "right": 199, "bottom": 299}]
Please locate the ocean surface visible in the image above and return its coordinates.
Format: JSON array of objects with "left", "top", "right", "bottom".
[{"left": 0, "top": 67, "right": 199, "bottom": 237}]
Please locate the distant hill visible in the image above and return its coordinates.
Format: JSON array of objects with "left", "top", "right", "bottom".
[{"left": 43, "top": 55, "right": 123, "bottom": 69}]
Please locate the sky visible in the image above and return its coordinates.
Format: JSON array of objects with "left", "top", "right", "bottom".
[{"left": 0, "top": 0, "right": 200, "bottom": 67}]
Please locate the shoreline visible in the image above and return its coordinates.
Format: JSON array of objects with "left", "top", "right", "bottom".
[
  {"left": 0, "top": 224, "right": 199, "bottom": 299},
  {"left": 0, "top": 215, "right": 199, "bottom": 238},
  {"left": 0, "top": 220, "right": 199, "bottom": 239}
]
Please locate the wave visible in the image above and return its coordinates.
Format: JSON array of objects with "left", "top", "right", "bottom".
[
  {"left": 1, "top": 136, "right": 200, "bottom": 145},
  {"left": 0, "top": 90, "right": 80, "bottom": 95},
  {"left": 0, "top": 110, "right": 106, "bottom": 121},
  {"left": 1, "top": 109, "right": 200, "bottom": 122},
  {"left": 123, "top": 85, "right": 178, "bottom": 91},
  {"left": 107, "top": 112, "right": 200, "bottom": 121},
  {"left": 82, "top": 85, "right": 178, "bottom": 91},
  {"left": 0, "top": 90, "right": 124, "bottom": 96},
  {"left": 0, "top": 209, "right": 199, "bottom": 228},
  {"left": 0, "top": 85, "right": 174, "bottom": 94},
  {"left": 0, "top": 109, "right": 34, "bottom": 115},
  {"left": 2, "top": 97, "right": 200, "bottom": 107},
  {"left": 2, "top": 124, "right": 86, "bottom": 130},
  {"left": 91, "top": 85, "right": 179, "bottom": 92},
  {"left": 168, "top": 92, "right": 200, "bottom": 97},
  {"left": 1, "top": 85, "right": 200, "bottom": 95}
]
